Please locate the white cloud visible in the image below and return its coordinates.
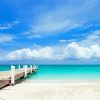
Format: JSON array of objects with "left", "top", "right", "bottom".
[
  {"left": 0, "top": 20, "right": 19, "bottom": 30},
  {"left": 0, "top": 34, "right": 13, "bottom": 43},
  {"left": 1, "top": 30, "right": 100, "bottom": 60},
  {"left": 90, "top": 44, "right": 100, "bottom": 58},
  {"left": 2, "top": 41, "right": 100, "bottom": 61},
  {"left": 80, "top": 30, "right": 100, "bottom": 46},
  {"left": 62, "top": 30, "right": 100, "bottom": 59},
  {"left": 5, "top": 47, "right": 54, "bottom": 60},
  {"left": 63, "top": 42, "right": 100, "bottom": 59},
  {"left": 87, "top": 30, "right": 100, "bottom": 40}
]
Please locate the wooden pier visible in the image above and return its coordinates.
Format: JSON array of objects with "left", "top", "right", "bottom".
[{"left": 0, "top": 65, "right": 38, "bottom": 89}]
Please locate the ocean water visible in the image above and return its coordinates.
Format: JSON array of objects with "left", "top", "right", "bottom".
[{"left": 0, "top": 65, "right": 100, "bottom": 81}]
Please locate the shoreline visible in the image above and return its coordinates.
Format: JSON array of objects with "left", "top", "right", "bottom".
[{"left": 26, "top": 79, "right": 100, "bottom": 84}]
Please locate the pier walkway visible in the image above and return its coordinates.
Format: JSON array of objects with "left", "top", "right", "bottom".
[{"left": 0, "top": 65, "right": 38, "bottom": 89}]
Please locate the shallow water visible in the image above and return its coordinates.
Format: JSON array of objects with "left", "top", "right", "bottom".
[{"left": 0, "top": 65, "right": 100, "bottom": 81}]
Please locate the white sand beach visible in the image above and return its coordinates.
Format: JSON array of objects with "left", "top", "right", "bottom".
[{"left": 0, "top": 81, "right": 100, "bottom": 100}]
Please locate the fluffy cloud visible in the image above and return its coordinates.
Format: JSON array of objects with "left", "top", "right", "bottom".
[
  {"left": 63, "top": 42, "right": 100, "bottom": 59},
  {"left": 5, "top": 47, "right": 53, "bottom": 60},
  {"left": 2, "top": 42, "right": 100, "bottom": 61}
]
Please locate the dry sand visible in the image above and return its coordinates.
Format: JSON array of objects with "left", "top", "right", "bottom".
[{"left": 0, "top": 81, "right": 100, "bottom": 100}]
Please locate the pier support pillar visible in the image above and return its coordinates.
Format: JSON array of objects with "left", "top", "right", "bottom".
[
  {"left": 30, "top": 65, "right": 33, "bottom": 73},
  {"left": 24, "top": 65, "right": 27, "bottom": 78},
  {"left": 11, "top": 65, "right": 15, "bottom": 85},
  {"left": 18, "top": 65, "right": 20, "bottom": 69}
]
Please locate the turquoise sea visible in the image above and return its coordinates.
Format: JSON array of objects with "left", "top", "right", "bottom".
[{"left": 0, "top": 65, "right": 100, "bottom": 81}]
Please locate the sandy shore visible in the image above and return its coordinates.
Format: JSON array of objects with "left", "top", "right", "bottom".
[{"left": 0, "top": 81, "right": 100, "bottom": 100}]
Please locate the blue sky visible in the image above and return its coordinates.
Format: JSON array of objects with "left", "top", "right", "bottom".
[{"left": 0, "top": 0, "right": 100, "bottom": 64}]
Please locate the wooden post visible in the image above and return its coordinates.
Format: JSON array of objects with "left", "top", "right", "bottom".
[
  {"left": 18, "top": 65, "right": 20, "bottom": 69},
  {"left": 24, "top": 65, "right": 27, "bottom": 77},
  {"left": 11, "top": 65, "right": 15, "bottom": 85},
  {"left": 30, "top": 65, "right": 32, "bottom": 73}
]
